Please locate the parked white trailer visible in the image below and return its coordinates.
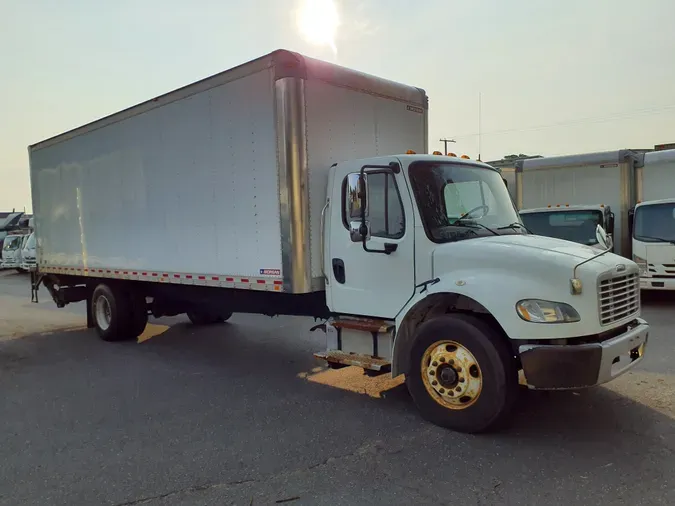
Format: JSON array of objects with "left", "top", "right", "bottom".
[
  {"left": 631, "top": 149, "right": 675, "bottom": 290},
  {"left": 30, "top": 50, "right": 649, "bottom": 434},
  {"left": 515, "top": 150, "right": 644, "bottom": 257}
]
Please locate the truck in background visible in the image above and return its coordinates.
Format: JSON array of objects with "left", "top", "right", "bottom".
[
  {"left": 631, "top": 149, "right": 675, "bottom": 290},
  {"left": 519, "top": 204, "right": 614, "bottom": 250},
  {"left": 29, "top": 50, "right": 649, "bottom": 433},
  {"left": 515, "top": 150, "right": 644, "bottom": 257}
]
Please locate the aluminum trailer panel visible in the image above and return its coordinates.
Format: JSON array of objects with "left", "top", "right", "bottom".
[
  {"left": 516, "top": 150, "right": 644, "bottom": 256},
  {"left": 638, "top": 149, "right": 675, "bottom": 202},
  {"left": 29, "top": 50, "right": 428, "bottom": 294}
]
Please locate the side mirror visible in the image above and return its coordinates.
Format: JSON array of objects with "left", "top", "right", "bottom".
[
  {"left": 349, "top": 221, "right": 370, "bottom": 242},
  {"left": 595, "top": 225, "right": 613, "bottom": 250},
  {"left": 347, "top": 173, "right": 369, "bottom": 242}
]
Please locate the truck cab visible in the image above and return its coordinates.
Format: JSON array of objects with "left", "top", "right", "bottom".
[
  {"left": 631, "top": 198, "right": 675, "bottom": 290},
  {"left": 320, "top": 153, "right": 648, "bottom": 432},
  {"left": 519, "top": 204, "right": 615, "bottom": 251}
]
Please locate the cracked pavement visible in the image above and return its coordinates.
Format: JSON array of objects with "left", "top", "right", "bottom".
[{"left": 1, "top": 271, "right": 674, "bottom": 505}]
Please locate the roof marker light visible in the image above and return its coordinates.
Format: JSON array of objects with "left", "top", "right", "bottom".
[{"left": 406, "top": 149, "right": 416, "bottom": 154}]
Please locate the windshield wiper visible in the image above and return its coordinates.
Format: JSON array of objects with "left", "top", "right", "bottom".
[
  {"left": 497, "top": 222, "right": 532, "bottom": 234},
  {"left": 637, "top": 235, "right": 675, "bottom": 245},
  {"left": 451, "top": 221, "right": 499, "bottom": 236}
]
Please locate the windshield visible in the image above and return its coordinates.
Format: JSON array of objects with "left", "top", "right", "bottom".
[
  {"left": 408, "top": 161, "right": 523, "bottom": 243},
  {"left": 634, "top": 203, "right": 675, "bottom": 242},
  {"left": 520, "top": 210, "right": 603, "bottom": 245},
  {"left": 3, "top": 236, "right": 23, "bottom": 250},
  {"left": 25, "top": 233, "right": 36, "bottom": 249}
]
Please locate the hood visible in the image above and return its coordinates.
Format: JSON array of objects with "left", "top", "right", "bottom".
[{"left": 431, "top": 234, "right": 630, "bottom": 280}]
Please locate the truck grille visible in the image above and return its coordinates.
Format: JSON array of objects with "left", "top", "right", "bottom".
[{"left": 598, "top": 271, "right": 640, "bottom": 326}]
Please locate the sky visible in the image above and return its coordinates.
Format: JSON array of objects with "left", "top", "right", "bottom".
[{"left": 2, "top": 0, "right": 675, "bottom": 212}]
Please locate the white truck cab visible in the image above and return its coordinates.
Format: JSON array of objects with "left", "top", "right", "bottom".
[
  {"left": 320, "top": 153, "right": 648, "bottom": 431},
  {"left": 631, "top": 198, "right": 675, "bottom": 290}
]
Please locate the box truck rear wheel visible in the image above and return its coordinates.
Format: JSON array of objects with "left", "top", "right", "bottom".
[
  {"left": 187, "top": 310, "right": 232, "bottom": 325},
  {"left": 91, "top": 284, "right": 135, "bottom": 342},
  {"left": 406, "top": 314, "right": 518, "bottom": 434}
]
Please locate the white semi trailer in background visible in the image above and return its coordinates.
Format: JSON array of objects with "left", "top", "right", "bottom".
[
  {"left": 29, "top": 50, "right": 649, "bottom": 433},
  {"left": 515, "top": 150, "right": 644, "bottom": 257},
  {"left": 631, "top": 149, "right": 675, "bottom": 290}
]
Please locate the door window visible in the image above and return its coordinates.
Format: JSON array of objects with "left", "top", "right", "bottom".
[{"left": 343, "top": 171, "right": 405, "bottom": 239}]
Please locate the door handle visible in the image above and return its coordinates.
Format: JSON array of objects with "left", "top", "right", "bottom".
[{"left": 332, "top": 258, "right": 346, "bottom": 284}]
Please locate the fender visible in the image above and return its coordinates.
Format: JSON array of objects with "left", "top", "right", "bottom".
[{"left": 392, "top": 269, "right": 587, "bottom": 377}]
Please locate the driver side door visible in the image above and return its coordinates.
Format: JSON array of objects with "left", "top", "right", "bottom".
[{"left": 325, "top": 158, "right": 416, "bottom": 319}]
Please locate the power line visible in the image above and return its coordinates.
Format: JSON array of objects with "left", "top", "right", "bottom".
[{"left": 449, "top": 103, "right": 675, "bottom": 140}]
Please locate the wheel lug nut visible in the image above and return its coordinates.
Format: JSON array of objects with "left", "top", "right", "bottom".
[
  {"left": 432, "top": 361, "right": 438, "bottom": 367},
  {"left": 456, "top": 387, "right": 462, "bottom": 392},
  {"left": 449, "top": 391, "right": 454, "bottom": 396},
  {"left": 432, "top": 380, "right": 438, "bottom": 386},
  {"left": 439, "top": 357, "right": 446, "bottom": 363},
  {"left": 439, "top": 388, "right": 445, "bottom": 394},
  {"left": 429, "top": 370, "right": 435, "bottom": 376},
  {"left": 459, "top": 378, "right": 465, "bottom": 383},
  {"left": 456, "top": 366, "right": 462, "bottom": 372},
  {"left": 449, "top": 359, "right": 454, "bottom": 365}
]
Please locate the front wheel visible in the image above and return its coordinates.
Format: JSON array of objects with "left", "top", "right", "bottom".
[{"left": 406, "top": 314, "right": 518, "bottom": 434}]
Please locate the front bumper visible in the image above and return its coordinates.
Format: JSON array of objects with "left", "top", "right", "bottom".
[
  {"left": 0, "top": 260, "right": 20, "bottom": 269},
  {"left": 20, "top": 261, "right": 36, "bottom": 271},
  {"left": 640, "top": 276, "right": 675, "bottom": 291},
  {"left": 518, "top": 318, "right": 649, "bottom": 390}
]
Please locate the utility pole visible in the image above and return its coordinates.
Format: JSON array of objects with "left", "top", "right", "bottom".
[
  {"left": 439, "top": 138, "right": 456, "bottom": 154},
  {"left": 477, "top": 92, "right": 482, "bottom": 161}
]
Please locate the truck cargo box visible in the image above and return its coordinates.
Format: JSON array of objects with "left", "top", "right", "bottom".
[{"left": 29, "top": 49, "right": 428, "bottom": 294}]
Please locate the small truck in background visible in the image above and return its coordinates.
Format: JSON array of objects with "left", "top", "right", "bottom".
[
  {"left": 520, "top": 204, "right": 614, "bottom": 251},
  {"left": 631, "top": 148, "right": 675, "bottom": 290},
  {"left": 515, "top": 150, "right": 644, "bottom": 257},
  {"left": 28, "top": 50, "right": 649, "bottom": 433}
]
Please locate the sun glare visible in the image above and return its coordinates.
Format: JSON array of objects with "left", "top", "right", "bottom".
[{"left": 296, "top": 0, "right": 341, "bottom": 55}]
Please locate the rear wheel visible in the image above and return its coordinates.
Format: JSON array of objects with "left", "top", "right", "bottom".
[
  {"left": 406, "top": 314, "right": 518, "bottom": 434},
  {"left": 187, "top": 310, "right": 232, "bottom": 325},
  {"left": 126, "top": 291, "right": 148, "bottom": 338},
  {"left": 91, "top": 284, "right": 135, "bottom": 342}
]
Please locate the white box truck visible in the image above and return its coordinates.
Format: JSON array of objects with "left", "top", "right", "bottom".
[
  {"left": 631, "top": 149, "right": 675, "bottom": 290},
  {"left": 29, "top": 50, "right": 649, "bottom": 433},
  {"left": 515, "top": 150, "right": 644, "bottom": 256}
]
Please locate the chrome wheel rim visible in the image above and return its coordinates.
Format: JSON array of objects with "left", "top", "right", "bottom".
[{"left": 95, "top": 295, "right": 112, "bottom": 331}]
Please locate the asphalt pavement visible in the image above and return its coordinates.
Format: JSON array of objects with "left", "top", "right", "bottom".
[{"left": 1, "top": 270, "right": 674, "bottom": 505}]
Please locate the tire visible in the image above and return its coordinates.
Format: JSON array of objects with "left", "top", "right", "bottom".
[
  {"left": 90, "top": 284, "right": 135, "bottom": 342},
  {"left": 406, "top": 314, "right": 519, "bottom": 434},
  {"left": 187, "top": 310, "right": 232, "bottom": 325}
]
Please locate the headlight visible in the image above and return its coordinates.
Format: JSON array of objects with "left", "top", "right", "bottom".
[
  {"left": 516, "top": 299, "right": 581, "bottom": 323},
  {"left": 632, "top": 254, "right": 648, "bottom": 276}
]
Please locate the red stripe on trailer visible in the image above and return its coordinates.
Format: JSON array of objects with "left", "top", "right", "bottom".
[
  {"left": 152, "top": 273, "right": 158, "bottom": 277},
  {"left": 142, "top": 272, "right": 148, "bottom": 276},
  {"left": 186, "top": 275, "right": 192, "bottom": 279},
  {"left": 162, "top": 273, "right": 168, "bottom": 278},
  {"left": 174, "top": 274, "right": 180, "bottom": 278},
  {"left": 198, "top": 276, "right": 206, "bottom": 280},
  {"left": 274, "top": 280, "right": 283, "bottom": 285},
  {"left": 226, "top": 277, "right": 234, "bottom": 282},
  {"left": 241, "top": 278, "right": 249, "bottom": 283},
  {"left": 212, "top": 276, "right": 219, "bottom": 281},
  {"left": 257, "top": 280, "right": 265, "bottom": 284}
]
